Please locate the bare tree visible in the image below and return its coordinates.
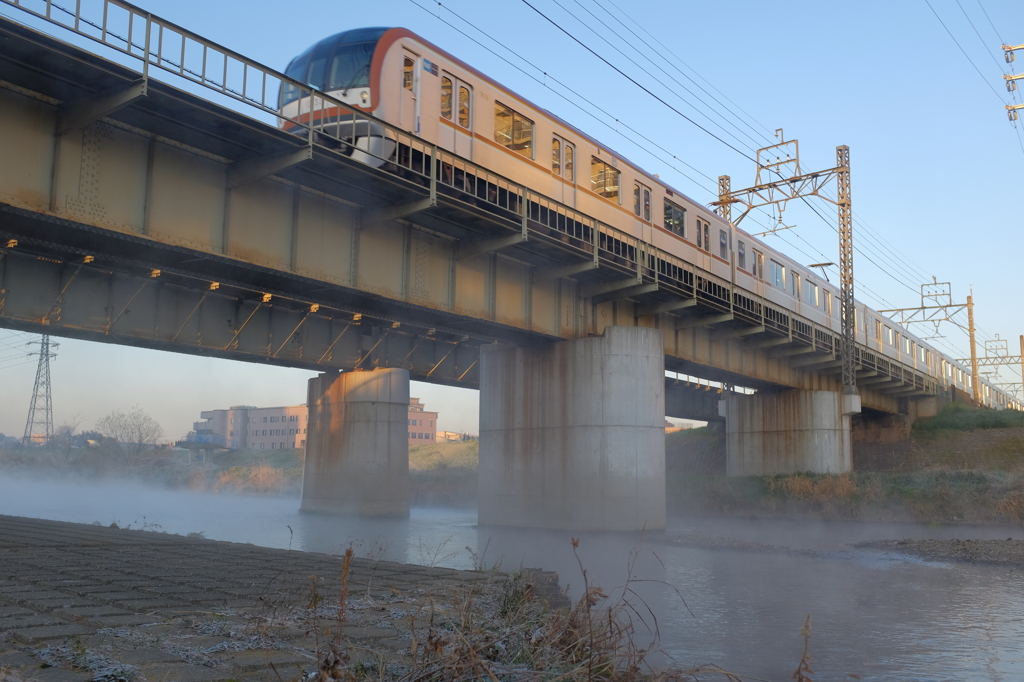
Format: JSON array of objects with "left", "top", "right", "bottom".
[
  {"left": 47, "top": 413, "right": 84, "bottom": 468},
  {"left": 96, "top": 406, "right": 164, "bottom": 466}
]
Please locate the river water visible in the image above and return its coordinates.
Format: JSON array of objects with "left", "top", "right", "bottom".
[{"left": 0, "top": 475, "right": 1021, "bottom": 681}]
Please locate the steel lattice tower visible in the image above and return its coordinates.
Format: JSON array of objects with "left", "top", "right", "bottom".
[{"left": 22, "top": 335, "right": 57, "bottom": 447}]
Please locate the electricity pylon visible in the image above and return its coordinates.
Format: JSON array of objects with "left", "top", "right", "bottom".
[{"left": 22, "top": 335, "right": 58, "bottom": 447}]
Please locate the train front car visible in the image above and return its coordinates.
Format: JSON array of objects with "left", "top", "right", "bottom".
[{"left": 278, "top": 28, "right": 395, "bottom": 167}]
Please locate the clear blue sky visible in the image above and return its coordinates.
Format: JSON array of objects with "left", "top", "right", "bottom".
[{"left": 1, "top": 0, "right": 1022, "bottom": 440}]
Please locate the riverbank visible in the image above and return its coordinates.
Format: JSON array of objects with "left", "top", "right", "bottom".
[{"left": 5, "top": 515, "right": 752, "bottom": 682}]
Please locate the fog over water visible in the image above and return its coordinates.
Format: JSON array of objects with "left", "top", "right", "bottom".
[{"left": 1, "top": 474, "right": 1021, "bottom": 681}]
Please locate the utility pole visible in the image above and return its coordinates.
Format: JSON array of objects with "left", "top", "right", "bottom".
[
  {"left": 836, "top": 145, "right": 856, "bottom": 397},
  {"left": 22, "top": 335, "right": 57, "bottom": 447},
  {"left": 967, "top": 295, "right": 980, "bottom": 405}
]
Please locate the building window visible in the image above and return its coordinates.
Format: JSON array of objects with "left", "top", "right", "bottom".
[
  {"left": 769, "top": 260, "right": 785, "bottom": 288},
  {"left": 301, "top": 439, "right": 306, "bottom": 447},
  {"left": 262, "top": 417, "right": 267, "bottom": 423},
  {"left": 591, "top": 157, "right": 619, "bottom": 201},
  {"left": 494, "top": 101, "right": 533, "bottom": 157},
  {"left": 664, "top": 199, "right": 685, "bottom": 237},
  {"left": 738, "top": 241, "right": 746, "bottom": 270}
]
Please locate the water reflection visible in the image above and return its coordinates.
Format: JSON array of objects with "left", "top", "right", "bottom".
[{"left": 0, "top": 475, "right": 1021, "bottom": 681}]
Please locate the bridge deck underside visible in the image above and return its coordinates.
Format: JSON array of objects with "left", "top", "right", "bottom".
[{"left": 0, "top": 15, "right": 935, "bottom": 413}]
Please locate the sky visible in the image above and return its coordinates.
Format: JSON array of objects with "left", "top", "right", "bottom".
[{"left": 1, "top": 0, "right": 1023, "bottom": 440}]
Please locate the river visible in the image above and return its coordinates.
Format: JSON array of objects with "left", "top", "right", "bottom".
[{"left": 0, "top": 474, "right": 1020, "bottom": 681}]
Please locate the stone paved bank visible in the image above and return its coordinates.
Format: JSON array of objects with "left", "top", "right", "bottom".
[{"left": 0, "top": 515, "right": 528, "bottom": 682}]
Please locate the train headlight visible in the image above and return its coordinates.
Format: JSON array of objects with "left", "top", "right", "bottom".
[{"left": 360, "top": 91, "right": 369, "bottom": 104}]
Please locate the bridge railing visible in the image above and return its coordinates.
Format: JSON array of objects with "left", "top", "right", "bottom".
[{"left": 0, "top": 0, "right": 949, "bottom": 397}]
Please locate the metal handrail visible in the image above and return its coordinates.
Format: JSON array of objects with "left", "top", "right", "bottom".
[{"left": 0, "top": 0, "right": 948, "bottom": 395}]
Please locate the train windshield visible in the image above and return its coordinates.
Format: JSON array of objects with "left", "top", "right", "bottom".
[{"left": 280, "top": 28, "right": 390, "bottom": 108}]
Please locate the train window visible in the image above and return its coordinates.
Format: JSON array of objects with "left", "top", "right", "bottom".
[
  {"left": 884, "top": 326, "right": 894, "bottom": 346},
  {"left": 825, "top": 291, "right": 832, "bottom": 316},
  {"left": 494, "top": 102, "right": 534, "bottom": 157},
  {"left": 591, "top": 157, "right": 619, "bottom": 200},
  {"left": 441, "top": 77, "right": 453, "bottom": 120},
  {"left": 664, "top": 199, "right": 685, "bottom": 236},
  {"left": 281, "top": 52, "right": 311, "bottom": 107},
  {"left": 704, "top": 222, "right": 710, "bottom": 252},
  {"left": 634, "top": 183, "right": 650, "bottom": 218},
  {"left": 754, "top": 250, "right": 764, "bottom": 279},
  {"left": 769, "top": 259, "right": 785, "bottom": 288},
  {"left": 738, "top": 241, "right": 746, "bottom": 269},
  {"left": 696, "top": 221, "right": 703, "bottom": 248},
  {"left": 719, "top": 230, "right": 728, "bottom": 259},
  {"left": 324, "top": 39, "right": 377, "bottom": 91},
  {"left": 458, "top": 85, "right": 471, "bottom": 128},
  {"left": 565, "top": 144, "right": 574, "bottom": 182},
  {"left": 875, "top": 320, "right": 882, "bottom": 341},
  {"left": 403, "top": 57, "right": 414, "bottom": 90},
  {"left": 804, "top": 280, "right": 819, "bottom": 306},
  {"left": 552, "top": 139, "right": 561, "bottom": 175},
  {"left": 791, "top": 272, "right": 800, "bottom": 298}
]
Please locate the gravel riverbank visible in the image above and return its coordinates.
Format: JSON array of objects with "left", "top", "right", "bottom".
[{"left": 858, "top": 538, "right": 1024, "bottom": 566}]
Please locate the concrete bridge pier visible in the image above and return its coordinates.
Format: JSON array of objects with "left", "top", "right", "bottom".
[
  {"left": 300, "top": 368, "right": 410, "bottom": 515},
  {"left": 722, "top": 389, "right": 860, "bottom": 475},
  {"left": 478, "top": 326, "right": 666, "bottom": 531}
]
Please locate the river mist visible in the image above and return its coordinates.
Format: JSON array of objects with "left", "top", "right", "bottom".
[{"left": 0, "top": 474, "right": 1021, "bottom": 680}]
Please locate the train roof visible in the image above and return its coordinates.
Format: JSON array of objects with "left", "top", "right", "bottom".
[{"left": 287, "top": 27, "right": 720, "bottom": 223}]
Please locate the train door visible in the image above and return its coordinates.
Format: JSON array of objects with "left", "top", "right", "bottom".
[
  {"left": 550, "top": 136, "right": 576, "bottom": 207},
  {"left": 439, "top": 72, "right": 472, "bottom": 158},
  {"left": 399, "top": 49, "right": 419, "bottom": 133}
]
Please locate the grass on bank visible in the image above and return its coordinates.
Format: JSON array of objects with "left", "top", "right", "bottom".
[{"left": 913, "top": 401, "right": 1024, "bottom": 433}]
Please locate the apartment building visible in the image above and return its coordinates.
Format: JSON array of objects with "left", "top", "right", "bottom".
[{"left": 407, "top": 397, "right": 438, "bottom": 445}]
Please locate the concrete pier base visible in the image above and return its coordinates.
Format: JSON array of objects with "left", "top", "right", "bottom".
[
  {"left": 300, "top": 368, "right": 410, "bottom": 515},
  {"left": 478, "top": 326, "right": 666, "bottom": 531},
  {"left": 723, "top": 389, "right": 855, "bottom": 476}
]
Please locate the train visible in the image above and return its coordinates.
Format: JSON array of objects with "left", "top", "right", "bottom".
[{"left": 277, "top": 27, "right": 1018, "bottom": 411}]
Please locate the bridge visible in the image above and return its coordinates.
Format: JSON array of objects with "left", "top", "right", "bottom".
[{"left": 0, "top": 0, "right": 957, "bottom": 530}]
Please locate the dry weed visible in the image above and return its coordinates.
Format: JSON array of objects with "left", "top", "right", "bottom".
[
  {"left": 771, "top": 473, "right": 857, "bottom": 503},
  {"left": 995, "top": 490, "right": 1024, "bottom": 524}
]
